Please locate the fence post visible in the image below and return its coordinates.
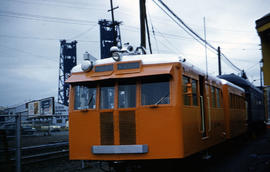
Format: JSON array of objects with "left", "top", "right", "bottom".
[
  {"left": 16, "top": 113, "right": 21, "bottom": 172},
  {"left": 81, "top": 160, "right": 85, "bottom": 169}
]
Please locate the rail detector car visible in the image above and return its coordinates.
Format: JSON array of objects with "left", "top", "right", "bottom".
[
  {"left": 219, "top": 74, "right": 265, "bottom": 131},
  {"left": 66, "top": 51, "right": 248, "bottom": 161}
]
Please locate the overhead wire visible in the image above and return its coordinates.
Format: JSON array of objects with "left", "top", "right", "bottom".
[
  {"left": 0, "top": 9, "right": 257, "bottom": 46},
  {"left": 4, "top": 0, "right": 107, "bottom": 13},
  {"left": 0, "top": 34, "right": 99, "bottom": 43},
  {"left": 152, "top": 0, "right": 242, "bottom": 73},
  {"left": 69, "top": 24, "right": 98, "bottom": 40},
  {"left": 0, "top": 10, "right": 96, "bottom": 25},
  {"left": 124, "top": 24, "right": 257, "bottom": 46},
  {"left": 152, "top": 0, "right": 208, "bottom": 50},
  {"left": 245, "top": 61, "right": 260, "bottom": 72},
  {"left": 0, "top": 44, "right": 58, "bottom": 62},
  {"left": 153, "top": 0, "right": 217, "bottom": 51},
  {"left": 146, "top": 4, "right": 159, "bottom": 53}
]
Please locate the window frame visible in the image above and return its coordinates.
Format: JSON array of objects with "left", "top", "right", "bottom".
[
  {"left": 73, "top": 84, "right": 97, "bottom": 111},
  {"left": 211, "top": 86, "right": 216, "bottom": 108},
  {"left": 140, "top": 75, "right": 171, "bottom": 106},
  {"left": 216, "top": 87, "right": 222, "bottom": 108},
  {"left": 191, "top": 79, "right": 199, "bottom": 106},
  {"left": 99, "top": 83, "right": 115, "bottom": 110},
  {"left": 182, "top": 75, "right": 199, "bottom": 107},
  {"left": 118, "top": 81, "right": 137, "bottom": 109},
  {"left": 182, "top": 75, "right": 191, "bottom": 106}
]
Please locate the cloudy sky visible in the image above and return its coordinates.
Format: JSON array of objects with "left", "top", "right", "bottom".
[{"left": 0, "top": 0, "right": 269, "bottom": 107}]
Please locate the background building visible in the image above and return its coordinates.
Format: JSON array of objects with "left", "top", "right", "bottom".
[
  {"left": 0, "top": 97, "right": 69, "bottom": 131},
  {"left": 256, "top": 13, "right": 270, "bottom": 121}
]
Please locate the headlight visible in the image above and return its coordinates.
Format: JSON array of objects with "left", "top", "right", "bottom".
[
  {"left": 112, "top": 52, "right": 121, "bottom": 61},
  {"left": 81, "top": 60, "right": 93, "bottom": 72}
]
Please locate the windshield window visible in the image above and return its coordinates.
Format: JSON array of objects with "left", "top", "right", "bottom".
[
  {"left": 74, "top": 85, "right": 96, "bottom": 110},
  {"left": 118, "top": 81, "right": 136, "bottom": 108},
  {"left": 141, "top": 76, "right": 170, "bottom": 105},
  {"left": 100, "top": 84, "right": 115, "bottom": 109}
]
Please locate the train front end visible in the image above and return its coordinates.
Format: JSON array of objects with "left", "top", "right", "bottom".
[{"left": 67, "top": 54, "right": 184, "bottom": 161}]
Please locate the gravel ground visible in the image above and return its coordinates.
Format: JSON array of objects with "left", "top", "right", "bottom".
[
  {"left": 8, "top": 131, "right": 69, "bottom": 148},
  {"left": 1, "top": 129, "right": 270, "bottom": 172}
]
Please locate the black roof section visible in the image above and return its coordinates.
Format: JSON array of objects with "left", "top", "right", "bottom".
[
  {"left": 256, "top": 13, "right": 270, "bottom": 29},
  {"left": 218, "top": 73, "right": 263, "bottom": 94}
]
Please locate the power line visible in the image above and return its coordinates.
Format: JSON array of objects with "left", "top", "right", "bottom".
[
  {"left": 99, "top": 22, "right": 257, "bottom": 46},
  {"left": 0, "top": 44, "right": 58, "bottom": 62},
  {"left": 5, "top": 0, "right": 106, "bottom": 12},
  {"left": 22, "top": 0, "right": 105, "bottom": 7},
  {"left": 245, "top": 61, "right": 260, "bottom": 72},
  {"left": 0, "top": 34, "right": 99, "bottom": 43},
  {"left": 146, "top": 5, "right": 159, "bottom": 53},
  {"left": 152, "top": 0, "right": 242, "bottom": 73},
  {"left": 69, "top": 25, "right": 98, "bottom": 40},
  {"left": 0, "top": 10, "right": 96, "bottom": 25},
  {"left": 5, "top": 0, "right": 258, "bottom": 35},
  {"left": 153, "top": 0, "right": 217, "bottom": 51}
]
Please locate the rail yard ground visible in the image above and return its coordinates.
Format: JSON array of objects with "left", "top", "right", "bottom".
[{"left": 1, "top": 129, "right": 270, "bottom": 171}]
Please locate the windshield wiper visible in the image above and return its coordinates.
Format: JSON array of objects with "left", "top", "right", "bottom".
[
  {"left": 88, "top": 94, "right": 93, "bottom": 106},
  {"left": 154, "top": 93, "right": 169, "bottom": 105}
]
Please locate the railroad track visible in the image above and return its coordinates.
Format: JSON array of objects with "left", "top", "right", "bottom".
[{"left": 0, "top": 142, "right": 69, "bottom": 165}]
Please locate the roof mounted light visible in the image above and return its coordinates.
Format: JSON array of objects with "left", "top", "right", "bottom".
[
  {"left": 81, "top": 51, "right": 96, "bottom": 72},
  {"left": 112, "top": 52, "right": 121, "bottom": 61},
  {"left": 110, "top": 46, "right": 120, "bottom": 52},
  {"left": 110, "top": 46, "right": 122, "bottom": 61}
]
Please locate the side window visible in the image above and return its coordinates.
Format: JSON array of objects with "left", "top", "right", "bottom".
[
  {"left": 74, "top": 85, "right": 96, "bottom": 110},
  {"left": 141, "top": 76, "right": 170, "bottom": 105},
  {"left": 236, "top": 96, "right": 239, "bottom": 109},
  {"left": 183, "top": 76, "right": 191, "bottom": 105},
  {"left": 241, "top": 97, "right": 245, "bottom": 109},
  {"left": 100, "top": 84, "right": 115, "bottom": 109},
  {"left": 118, "top": 81, "right": 136, "bottom": 108},
  {"left": 229, "top": 93, "right": 233, "bottom": 108},
  {"left": 211, "top": 86, "right": 216, "bottom": 107},
  {"left": 216, "top": 88, "right": 221, "bottom": 108},
  {"left": 192, "top": 79, "right": 198, "bottom": 106}
]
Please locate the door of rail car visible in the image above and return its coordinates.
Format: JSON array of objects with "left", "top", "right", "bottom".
[
  {"left": 199, "top": 75, "right": 208, "bottom": 138},
  {"left": 99, "top": 80, "right": 137, "bottom": 146}
]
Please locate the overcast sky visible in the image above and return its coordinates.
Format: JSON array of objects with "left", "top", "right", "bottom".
[{"left": 0, "top": 0, "right": 269, "bottom": 107}]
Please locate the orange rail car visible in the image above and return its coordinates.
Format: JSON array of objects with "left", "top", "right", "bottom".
[{"left": 66, "top": 54, "right": 247, "bottom": 160}]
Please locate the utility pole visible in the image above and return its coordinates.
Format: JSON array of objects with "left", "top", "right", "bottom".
[
  {"left": 218, "top": 46, "right": 222, "bottom": 75},
  {"left": 145, "top": 13, "right": 152, "bottom": 54},
  {"left": 260, "top": 59, "right": 263, "bottom": 88},
  {"left": 203, "top": 17, "right": 208, "bottom": 78},
  {"left": 140, "top": 0, "right": 146, "bottom": 49}
]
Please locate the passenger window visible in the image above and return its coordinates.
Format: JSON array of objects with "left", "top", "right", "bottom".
[
  {"left": 183, "top": 76, "right": 191, "bottom": 106},
  {"left": 141, "top": 76, "right": 170, "bottom": 105},
  {"left": 118, "top": 81, "right": 136, "bottom": 108},
  {"left": 236, "top": 96, "right": 239, "bottom": 109},
  {"left": 100, "top": 84, "right": 115, "bottom": 109},
  {"left": 229, "top": 94, "right": 232, "bottom": 108},
  {"left": 74, "top": 85, "right": 96, "bottom": 110},
  {"left": 192, "top": 79, "right": 198, "bottom": 106},
  {"left": 216, "top": 88, "right": 221, "bottom": 108},
  {"left": 211, "top": 86, "right": 216, "bottom": 107}
]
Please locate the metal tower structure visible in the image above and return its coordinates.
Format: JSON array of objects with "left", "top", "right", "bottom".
[
  {"left": 58, "top": 40, "right": 77, "bottom": 106},
  {"left": 98, "top": 19, "right": 122, "bottom": 59}
]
